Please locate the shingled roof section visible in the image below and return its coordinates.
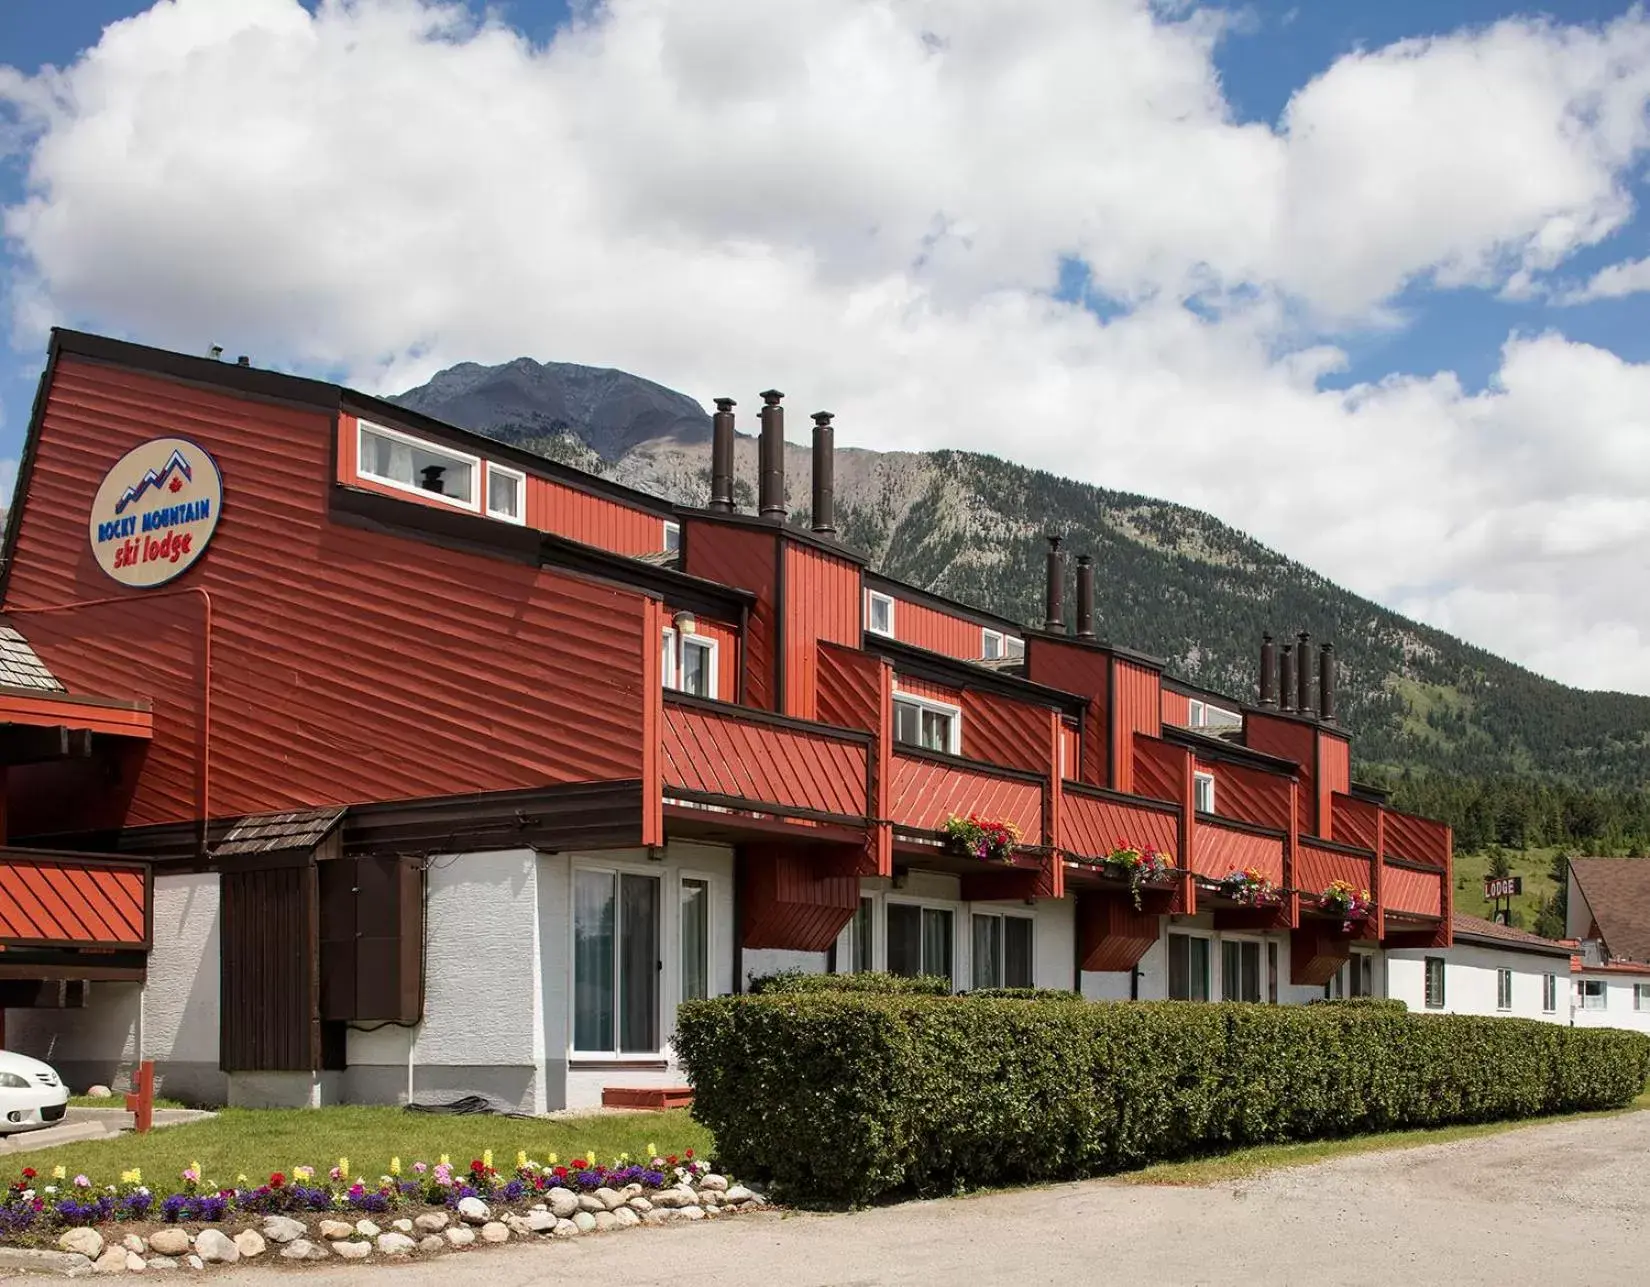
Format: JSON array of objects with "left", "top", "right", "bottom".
[
  {"left": 1450, "top": 912, "right": 1573, "bottom": 958},
  {"left": 1569, "top": 859, "right": 1650, "bottom": 965},
  {"left": 214, "top": 807, "right": 346, "bottom": 857},
  {"left": 0, "top": 623, "right": 64, "bottom": 692}
]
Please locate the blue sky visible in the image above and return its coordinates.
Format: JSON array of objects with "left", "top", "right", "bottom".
[{"left": 1, "top": 0, "right": 1649, "bottom": 692}]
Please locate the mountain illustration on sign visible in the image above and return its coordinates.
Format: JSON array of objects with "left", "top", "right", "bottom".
[{"left": 115, "top": 449, "right": 193, "bottom": 514}]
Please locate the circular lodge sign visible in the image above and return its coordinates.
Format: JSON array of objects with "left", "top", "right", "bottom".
[{"left": 88, "top": 437, "right": 222, "bottom": 587}]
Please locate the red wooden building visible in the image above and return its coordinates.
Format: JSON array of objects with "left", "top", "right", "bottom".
[{"left": 0, "top": 330, "right": 1451, "bottom": 1109}]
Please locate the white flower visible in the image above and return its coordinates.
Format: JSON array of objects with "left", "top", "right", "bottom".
[{"left": 43, "top": 1186, "right": 56, "bottom": 1195}]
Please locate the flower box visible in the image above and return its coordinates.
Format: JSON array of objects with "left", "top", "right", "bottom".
[
  {"left": 941, "top": 814, "right": 1022, "bottom": 866},
  {"left": 1318, "top": 879, "right": 1374, "bottom": 932},
  {"left": 1099, "top": 845, "right": 1175, "bottom": 910},
  {"left": 1217, "top": 868, "right": 1283, "bottom": 908}
]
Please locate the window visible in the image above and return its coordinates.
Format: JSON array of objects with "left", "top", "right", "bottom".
[
  {"left": 1350, "top": 953, "right": 1375, "bottom": 997},
  {"left": 680, "top": 877, "right": 710, "bottom": 1003},
  {"left": 358, "top": 420, "right": 478, "bottom": 509},
  {"left": 893, "top": 694, "right": 960, "bottom": 754},
  {"left": 661, "top": 630, "right": 718, "bottom": 699},
  {"left": 485, "top": 463, "right": 525, "bottom": 523},
  {"left": 662, "top": 521, "right": 681, "bottom": 553},
  {"left": 1580, "top": 979, "right": 1606, "bottom": 1010},
  {"left": 1496, "top": 968, "right": 1513, "bottom": 1012},
  {"left": 1424, "top": 956, "right": 1446, "bottom": 1009},
  {"left": 867, "top": 591, "right": 895, "bottom": 637},
  {"left": 1635, "top": 983, "right": 1650, "bottom": 1011},
  {"left": 573, "top": 869, "right": 659, "bottom": 1054},
  {"left": 1193, "top": 772, "right": 1216, "bottom": 814},
  {"left": 847, "top": 898, "right": 874, "bottom": 973},
  {"left": 1543, "top": 973, "right": 1558, "bottom": 1013},
  {"left": 1221, "top": 939, "right": 1263, "bottom": 1003},
  {"left": 981, "top": 629, "right": 1005, "bottom": 660},
  {"left": 1188, "top": 698, "right": 1205, "bottom": 727},
  {"left": 1187, "top": 698, "right": 1240, "bottom": 728},
  {"left": 1004, "top": 637, "right": 1025, "bottom": 660},
  {"left": 887, "top": 903, "right": 953, "bottom": 986},
  {"left": 1168, "top": 933, "right": 1211, "bottom": 1001},
  {"left": 971, "top": 914, "right": 1033, "bottom": 990}
]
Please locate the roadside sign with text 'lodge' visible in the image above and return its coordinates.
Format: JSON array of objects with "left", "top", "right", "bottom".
[{"left": 88, "top": 437, "right": 223, "bottom": 587}]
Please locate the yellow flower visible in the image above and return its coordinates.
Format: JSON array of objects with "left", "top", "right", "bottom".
[
  {"left": 236, "top": 1174, "right": 248, "bottom": 1186},
  {"left": 646, "top": 1143, "right": 657, "bottom": 1159},
  {"left": 439, "top": 1154, "right": 449, "bottom": 1168},
  {"left": 190, "top": 1161, "right": 201, "bottom": 1179},
  {"left": 131, "top": 1169, "right": 141, "bottom": 1185},
  {"left": 619, "top": 1152, "right": 629, "bottom": 1163},
  {"left": 338, "top": 1157, "right": 350, "bottom": 1179},
  {"left": 119, "top": 1170, "right": 137, "bottom": 1186},
  {"left": 390, "top": 1157, "right": 401, "bottom": 1177},
  {"left": 482, "top": 1149, "right": 493, "bottom": 1171},
  {"left": 516, "top": 1151, "right": 527, "bottom": 1170},
  {"left": 51, "top": 1166, "right": 65, "bottom": 1181},
  {"left": 546, "top": 1153, "right": 557, "bottom": 1165}
]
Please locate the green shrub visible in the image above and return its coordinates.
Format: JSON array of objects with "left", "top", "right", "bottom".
[
  {"left": 965, "top": 987, "right": 1082, "bottom": 1001},
  {"left": 675, "top": 994, "right": 1650, "bottom": 1207},
  {"left": 746, "top": 970, "right": 951, "bottom": 996},
  {"left": 1308, "top": 996, "right": 1409, "bottom": 1011}
]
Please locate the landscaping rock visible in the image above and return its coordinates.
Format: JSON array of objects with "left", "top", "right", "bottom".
[
  {"left": 457, "top": 1196, "right": 490, "bottom": 1225},
  {"left": 480, "top": 1222, "right": 511, "bottom": 1244},
  {"left": 93, "top": 1246, "right": 126, "bottom": 1275},
  {"left": 551, "top": 1219, "right": 579, "bottom": 1239},
  {"left": 60, "top": 1229, "right": 104, "bottom": 1260},
  {"left": 317, "top": 1220, "right": 354, "bottom": 1241},
  {"left": 122, "top": 1235, "right": 146, "bottom": 1255},
  {"left": 331, "top": 1241, "right": 371, "bottom": 1261},
  {"left": 595, "top": 1186, "right": 626, "bottom": 1211},
  {"left": 147, "top": 1229, "right": 190, "bottom": 1256},
  {"left": 414, "top": 1212, "right": 450, "bottom": 1233},
  {"left": 548, "top": 1188, "right": 580, "bottom": 1219},
  {"left": 503, "top": 1214, "right": 530, "bottom": 1236},
  {"left": 194, "top": 1229, "right": 239, "bottom": 1265},
  {"left": 391, "top": 1218, "right": 414, "bottom": 1233},
  {"left": 641, "top": 1209, "right": 670, "bottom": 1227},
  {"left": 724, "top": 1185, "right": 755, "bottom": 1205},
  {"left": 185, "top": 1254, "right": 203, "bottom": 1271},
  {"left": 260, "top": 1216, "right": 306, "bottom": 1245},
  {"left": 147, "top": 1257, "right": 179, "bottom": 1271},
  {"left": 376, "top": 1233, "right": 417, "bottom": 1257},
  {"left": 87, "top": 1084, "right": 113, "bottom": 1099},
  {"left": 576, "top": 1193, "right": 606, "bottom": 1214},
  {"left": 525, "top": 1209, "right": 555, "bottom": 1234},
  {"left": 572, "top": 1211, "right": 597, "bottom": 1234},
  {"left": 234, "top": 1230, "right": 266, "bottom": 1258},
  {"left": 620, "top": 1182, "right": 643, "bottom": 1198},
  {"left": 627, "top": 1196, "right": 653, "bottom": 1214},
  {"left": 650, "top": 1190, "right": 689, "bottom": 1209},
  {"left": 591, "top": 1211, "right": 618, "bottom": 1233},
  {"left": 278, "top": 1240, "right": 328, "bottom": 1262},
  {"left": 126, "top": 1252, "right": 147, "bottom": 1272},
  {"left": 417, "top": 1236, "right": 446, "bottom": 1255},
  {"left": 698, "top": 1173, "right": 729, "bottom": 1192},
  {"left": 611, "top": 1206, "right": 641, "bottom": 1229},
  {"left": 445, "top": 1226, "right": 475, "bottom": 1248},
  {"left": 355, "top": 1219, "right": 381, "bottom": 1238}
]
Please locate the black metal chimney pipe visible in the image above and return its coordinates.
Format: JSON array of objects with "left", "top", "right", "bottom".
[
  {"left": 1279, "top": 643, "right": 1295, "bottom": 712},
  {"left": 1296, "top": 631, "right": 1313, "bottom": 715},
  {"left": 1043, "top": 534, "right": 1065, "bottom": 633},
  {"left": 1319, "top": 642, "right": 1337, "bottom": 724},
  {"left": 709, "top": 398, "right": 736, "bottom": 512},
  {"left": 758, "top": 390, "right": 785, "bottom": 520},
  {"left": 1075, "top": 555, "right": 1096, "bottom": 639},
  {"left": 810, "top": 411, "right": 836, "bottom": 536},
  {"left": 1258, "top": 633, "right": 1277, "bottom": 707}
]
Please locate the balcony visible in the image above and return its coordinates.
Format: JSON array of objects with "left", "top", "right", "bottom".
[
  {"left": 0, "top": 849, "right": 151, "bottom": 989},
  {"left": 887, "top": 747, "right": 1051, "bottom": 898}
]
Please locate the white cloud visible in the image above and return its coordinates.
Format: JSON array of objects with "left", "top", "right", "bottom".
[
  {"left": 2, "top": 0, "right": 1650, "bottom": 693},
  {"left": 1557, "top": 253, "right": 1650, "bottom": 303}
]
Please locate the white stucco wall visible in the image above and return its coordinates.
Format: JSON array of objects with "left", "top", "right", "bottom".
[
  {"left": 1571, "top": 972, "right": 1650, "bottom": 1034},
  {"left": 1386, "top": 942, "right": 1568, "bottom": 1022}
]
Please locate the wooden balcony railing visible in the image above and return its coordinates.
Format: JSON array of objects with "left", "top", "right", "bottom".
[
  {"left": 1191, "top": 818, "right": 1285, "bottom": 885},
  {"left": 661, "top": 693, "right": 871, "bottom": 826},
  {"left": 1059, "top": 781, "right": 1179, "bottom": 861},
  {"left": 1295, "top": 838, "right": 1375, "bottom": 902},
  {"left": 0, "top": 849, "right": 152, "bottom": 950},
  {"left": 889, "top": 747, "right": 1043, "bottom": 844}
]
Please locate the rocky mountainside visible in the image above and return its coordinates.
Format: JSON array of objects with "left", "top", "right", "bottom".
[{"left": 394, "top": 360, "right": 1650, "bottom": 790}]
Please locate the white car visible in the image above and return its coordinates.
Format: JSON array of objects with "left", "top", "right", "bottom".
[{"left": 0, "top": 1051, "right": 69, "bottom": 1133}]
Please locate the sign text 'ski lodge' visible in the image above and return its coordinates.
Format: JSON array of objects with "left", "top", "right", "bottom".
[{"left": 88, "top": 438, "right": 223, "bottom": 587}]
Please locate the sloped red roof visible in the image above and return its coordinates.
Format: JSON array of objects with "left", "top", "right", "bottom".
[
  {"left": 1451, "top": 912, "right": 1573, "bottom": 958},
  {"left": 1569, "top": 859, "right": 1650, "bottom": 964}
]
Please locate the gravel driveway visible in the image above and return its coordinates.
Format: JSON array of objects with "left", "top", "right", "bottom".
[{"left": 13, "top": 1111, "right": 1647, "bottom": 1285}]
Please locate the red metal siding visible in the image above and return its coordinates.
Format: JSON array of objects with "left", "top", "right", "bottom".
[
  {"left": 892, "top": 675, "right": 964, "bottom": 707},
  {"left": 1078, "top": 894, "right": 1161, "bottom": 972},
  {"left": 1243, "top": 713, "right": 1318, "bottom": 833},
  {"left": 680, "top": 520, "right": 778, "bottom": 711},
  {"left": 1060, "top": 722, "right": 1080, "bottom": 780},
  {"left": 1161, "top": 689, "right": 1191, "bottom": 726},
  {"left": 816, "top": 642, "right": 882, "bottom": 733},
  {"left": 1383, "top": 810, "right": 1450, "bottom": 867},
  {"left": 1317, "top": 732, "right": 1350, "bottom": 834},
  {"left": 0, "top": 852, "right": 149, "bottom": 947},
  {"left": 740, "top": 848, "right": 859, "bottom": 951},
  {"left": 1060, "top": 788, "right": 1178, "bottom": 860},
  {"left": 1382, "top": 863, "right": 1444, "bottom": 916},
  {"left": 889, "top": 754, "right": 1042, "bottom": 844},
  {"left": 1110, "top": 660, "right": 1160, "bottom": 795},
  {"left": 660, "top": 699, "right": 869, "bottom": 821},
  {"left": 1132, "top": 736, "right": 1183, "bottom": 804},
  {"left": 5, "top": 358, "right": 649, "bottom": 834},
  {"left": 888, "top": 594, "right": 986, "bottom": 659},
  {"left": 1025, "top": 640, "right": 1108, "bottom": 786},
  {"left": 1202, "top": 760, "right": 1293, "bottom": 833},
  {"left": 1295, "top": 842, "right": 1373, "bottom": 897},
  {"left": 1331, "top": 793, "right": 1380, "bottom": 851},
  {"left": 1191, "top": 824, "right": 1285, "bottom": 883},
  {"left": 960, "top": 689, "right": 1055, "bottom": 774},
  {"left": 783, "top": 544, "right": 861, "bottom": 720}
]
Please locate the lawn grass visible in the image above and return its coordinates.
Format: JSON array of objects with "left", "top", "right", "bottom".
[
  {"left": 1452, "top": 846, "right": 1562, "bottom": 926},
  {"left": 1117, "top": 1090, "right": 1650, "bottom": 1186},
  {"left": 66, "top": 1096, "right": 187, "bottom": 1111},
  {"left": 8, "top": 1107, "right": 710, "bottom": 1187}
]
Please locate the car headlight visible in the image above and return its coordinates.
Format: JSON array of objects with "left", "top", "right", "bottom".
[{"left": 0, "top": 1073, "right": 29, "bottom": 1089}]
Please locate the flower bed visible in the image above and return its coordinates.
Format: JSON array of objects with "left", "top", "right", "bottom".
[{"left": 0, "top": 1148, "right": 767, "bottom": 1271}]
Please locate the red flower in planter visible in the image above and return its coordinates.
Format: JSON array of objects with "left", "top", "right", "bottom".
[{"left": 269, "top": 1172, "right": 286, "bottom": 1188}]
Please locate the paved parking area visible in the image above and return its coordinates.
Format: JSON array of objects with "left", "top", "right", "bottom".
[{"left": 14, "top": 1110, "right": 1647, "bottom": 1284}]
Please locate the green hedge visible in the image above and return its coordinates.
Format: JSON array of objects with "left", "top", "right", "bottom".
[
  {"left": 746, "top": 970, "right": 952, "bottom": 996},
  {"left": 676, "top": 995, "right": 1650, "bottom": 1206}
]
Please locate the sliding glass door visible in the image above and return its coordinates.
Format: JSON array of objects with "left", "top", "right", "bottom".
[{"left": 573, "top": 869, "right": 660, "bottom": 1055}]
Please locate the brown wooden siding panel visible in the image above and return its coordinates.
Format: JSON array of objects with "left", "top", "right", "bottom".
[
  {"left": 1059, "top": 789, "right": 1178, "bottom": 860},
  {"left": 783, "top": 545, "right": 861, "bottom": 720},
  {"left": 889, "top": 755, "right": 1042, "bottom": 844},
  {"left": 1296, "top": 843, "right": 1373, "bottom": 897},
  {"left": 1381, "top": 862, "right": 1444, "bottom": 916},
  {"left": 319, "top": 849, "right": 423, "bottom": 1024},
  {"left": 1191, "top": 824, "right": 1285, "bottom": 883},
  {"left": 221, "top": 866, "right": 318, "bottom": 1072},
  {"left": 4, "top": 359, "right": 649, "bottom": 837},
  {"left": 661, "top": 701, "right": 868, "bottom": 820},
  {"left": 680, "top": 520, "right": 778, "bottom": 711}
]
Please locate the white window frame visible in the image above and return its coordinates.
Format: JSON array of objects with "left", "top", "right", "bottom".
[
  {"left": 357, "top": 419, "right": 482, "bottom": 512},
  {"left": 1167, "top": 929, "right": 1214, "bottom": 1002},
  {"left": 1543, "top": 973, "right": 1558, "bottom": 1013},
  {"left": 1424, "top": 956, "right": 1446, "bottom": 1009},
  {"left": 661, "top": 629, "right": 719, "bottom": 700},
  {"left": 1188, "top": 698, "right": 1206, "bottom": 727},
  {"left": 981, "top": 628, "right": 1005, "bottom": 660},
  {"left": 677, "top": 868, "right": 717, "bottom": 1011},
  {"left": 884, "top": 894, "right": 958, "bottom": 989},
  {"left": 568, "top": 858, "right": 667, "bottom": 1061},
  {"left": 1496, "top": 968, "right": 1513, "bottom": 1012},
  {"left": 1579, "top": 979, "right": 1607, "bottom": 1010},
  {"left": 1635, "top": 983, "right": 1650, "bottom": 1012},
  {"left": 867, "top": 590, "right": 896, "bottom": 638},
  {"left": 1193, "top": 771, "right": 1216, "bottom": 814},
  {"left": 893, "top": 691, "right": 962, "bottom": 755},
  {"left": 662, "top": 520, "right": 681, "bottom": 553},
  {"left": 485, "top": 461, "right": 526, "bottom": 524},
  {"left": 969, "top": 909, "right": 1036, "bottom": 990}
]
